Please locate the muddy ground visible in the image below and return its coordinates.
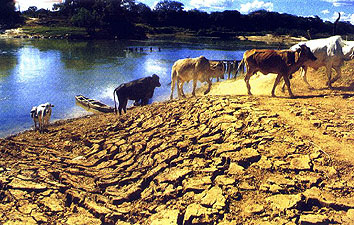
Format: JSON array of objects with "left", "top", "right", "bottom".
[{"left": 1, "top": 61, "right": 354, "bottom": 225}]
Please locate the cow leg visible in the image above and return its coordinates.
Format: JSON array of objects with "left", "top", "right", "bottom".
[
  {"left": 280, "top": 77, "right": 286, "bottom": 93},
  {"left": 133, "top": 100, "right": 140, "bottom": 106},
  {"left": 179, "top": 81, "right": 186, "bottom": 98},
  {"left": 300, "top": 66, "right": 313, "bottom": 90},
  {"left": 325, "top": 64, "right": 333, "bottom": 89},
  {"left": 331, "top": 66, "right": 342, "bottom": 84},
  {"left": 176, "top": 77, "right": 183, "bottom": 98},
  {"left": 283, "top": 75, "right": 294, "bottom": 98},
  {"left": 118, "top": 97, "right": 128, "bottom": 115},
  {"left": 38, "top": 115, "right": 43, "bottom": 133},
  {"left": 204, "top": 79, "right": 212, "bottom": 95},
  {"left": 141, "top": 98, "right": 149, "bottom": 105},
  {"left": 44, "top": 117, "right": 49, "bottom": 132},
  {"left": 271, "top": 74, "right": 283, "bottom": 97},
  {"left": 170, "top": 76, "right": 176, "bottom": 100},
  {"left": 192, "top": 79, "right": 198, "bottom": 97},
  {"left": 244, "top": 72, "right": 253, "bottom": 95}
]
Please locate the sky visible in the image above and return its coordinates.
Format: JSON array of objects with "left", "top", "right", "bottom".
[{"left": 15, "top": 0, "right": 354, "bottom": 24}]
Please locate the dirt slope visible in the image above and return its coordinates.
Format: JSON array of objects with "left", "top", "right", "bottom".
[{"left": 0, "top": 61, "right": 354, "bottom": 225}]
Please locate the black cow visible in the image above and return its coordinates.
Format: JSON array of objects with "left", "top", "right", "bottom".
[{"left": 113, "top": 74, "right": 161, "bottom": 115}]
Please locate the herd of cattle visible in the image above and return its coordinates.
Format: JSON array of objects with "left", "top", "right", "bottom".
[{"left": 30, "top": 35, "right": 354, "bottom": 132}]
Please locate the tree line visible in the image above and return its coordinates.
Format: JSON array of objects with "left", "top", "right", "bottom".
[{"left": 2, "top": 0, "right": 354, "bottom": 39}]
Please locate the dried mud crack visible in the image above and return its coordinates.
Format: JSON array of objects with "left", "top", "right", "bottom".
[{"left": 1, "top": 95, "right": 354, "bottom": 225}]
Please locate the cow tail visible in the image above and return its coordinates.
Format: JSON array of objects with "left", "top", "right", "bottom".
[
  {"left": 113, "top": 88, "right": 117, "bottom": 114},
  {"left": 236, "top": 58, "right": 246, "bottom": 77}
]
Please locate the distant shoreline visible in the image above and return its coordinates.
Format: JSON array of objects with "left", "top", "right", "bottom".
[{"left": 0, "top": 26, "right": 307, "bottom": 46}]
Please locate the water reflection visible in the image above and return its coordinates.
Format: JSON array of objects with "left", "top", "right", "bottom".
[{"left": 0, "top": 39, "right": 22, "bottom": 79}]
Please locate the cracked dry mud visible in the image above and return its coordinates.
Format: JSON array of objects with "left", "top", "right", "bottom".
[{"left": 1, "top": 61, "right": 354, "bottom": 225}]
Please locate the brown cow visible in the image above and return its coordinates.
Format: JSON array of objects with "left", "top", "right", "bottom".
[
  {"left": 237, "top": 45, "right": 317, "bottom": 98},
  {"left": 170, "top": 56, "right": 223, "bottom": 99}
]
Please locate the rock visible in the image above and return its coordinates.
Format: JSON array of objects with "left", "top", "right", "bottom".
[
  {"left": 266, "top": 194, "right": 303, "bottom": 211},
  {"left": 295, "top": 174, "right": 321, "bottom": 188},
  {"left": 3, "top": 213, "right": 38, "bottom": 225},
  {"left": 313, "top": 165, "right": 337, "bottom": 177},
  {"left": 227, "top": 163, "right": 245, "bottom": 175},
  {"left": 115, "top": 221, "right": 131, "bottom": 225},
  {"left": 309, "top": 151, "right": 321, "bottom": 160},
  {"left": 214, "top": 143, "right": 241, "bottom": 156},
  {"left": 299, "top": 214, "right": 329, "bottom": 225},
  {"left": 289, "top": 155, "right": 311, "bottom": 171},
  {"left": 108, "top": 181, "right": 142, "bottom": 205},
  {"left": 214, "top": 175, "right": 236, "bottom": 186},
  {"left": 224, "top": 148, "right": 261, "bottom": 167},
  {"left": 273, "top": 160, "right": 289, "bottom": 170},
  {"left": 155, "top": 167, "right": 192, "bottom": 184},
  {"left": 40, "top": 193, "right": 64, "bottom": 212},
  {"left": 84, "top": 199, "right": 112, "bottom": 215},
  {"left": 183, "top": 203, "right": 217, "bottom": 224},
  {"left": 251, "top": 156, "right": 272, "bottom": 170},
  {"left": 18, "top": 202, "right": 39, "bottom": 214},
  {"left": 344, "top": 209, "right": 354, "bottom": 224},
  {"left": 260, "top": 175, "right": 296, "bottom": 193},
  {"left": 218, "top": 220, "right": 238, "bottom": 225},
  {"left": 239, "top": 181, "right": 256, "bottom": 190},
  {"left": 303, "top": 187, "right": 354, "bottom": 210},
  {"left": 8, "top": 178, "right": 47, "bottom": 191},
  {"left": 311, "top": 120, "right": 322, "bottom": 128},
  {"left": 176, "top": 140, "right": 192, "bottom": 151},
  {"left": 149, "top": 209, "right": 180, "bottom": 225},
  {"left": 198, "top": 133, "right": 223, "bottom": 144},
  {"left": 65, "top": 210, "right": 102, "bottom": 225},
  {"left": 72, "top": 156, "right": 86, "bottom": 161},
  {"left": 183, "top": 176, "right": 212, "bottom": 193},
  {"left": 200, "top": 186, "right": 226, "bottom": 210},
  {"left": 244, "top": 204, "right": 264, "bottom": 215}
]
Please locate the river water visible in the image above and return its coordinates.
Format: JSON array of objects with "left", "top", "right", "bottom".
[{"left": 0, "top": 38, "right": 279, "bottom": 137}]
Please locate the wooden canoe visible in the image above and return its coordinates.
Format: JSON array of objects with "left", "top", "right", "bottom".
[{"left": 75, "top": 95, "right": 114, "bottom": 113}]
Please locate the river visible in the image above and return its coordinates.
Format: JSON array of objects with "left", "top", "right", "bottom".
[{"left": 0, "top": 38, "right": 281, "bottom": 137}]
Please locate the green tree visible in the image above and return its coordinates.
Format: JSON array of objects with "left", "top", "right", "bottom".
[
  {"left": 71, "top": 7, "right": 98, "bottom": 35},
  {"left": 0, "top": 0, "right": 23, "bottom": 28},
  {"left": 23, "top": 6, "right": 38, "bottom": 17},
  {"left": 154, "top": 0, "right": 184, "bottom": 12}
]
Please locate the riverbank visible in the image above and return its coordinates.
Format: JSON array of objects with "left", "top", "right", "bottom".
[
  {"left": 1, "top": 61, "right": 354, "bottom": 224},
  {"left": 0, "top": 19, "right": 307, "bottom": 45}
]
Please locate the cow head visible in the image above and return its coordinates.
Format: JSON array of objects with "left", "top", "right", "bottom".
[
  {"left": 210, "top": 61, "right": 224, "bottom": 71},
  {"left": 30, "top": 106, "right": 37, "bottom": 118},
  {"left": 151, "top": 74, "right": 161, "bottom": 87},
  {"left": 45, "top": 102, "right": 55, "bottom": 108},
  {"left": 296, "top": 44, "right": 317, "bottom": 63}
]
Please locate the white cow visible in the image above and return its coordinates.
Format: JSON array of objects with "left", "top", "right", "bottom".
[
  {"left": 290, "top": 36, "right": 354, "bottom": 89},
  {"left": 36, "top": 103, "right": 54, "bottom": 133}
]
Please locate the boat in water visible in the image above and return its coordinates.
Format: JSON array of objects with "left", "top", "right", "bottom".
[{"left": 75, "top": 95, "right": 115, "bottom": 113}]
